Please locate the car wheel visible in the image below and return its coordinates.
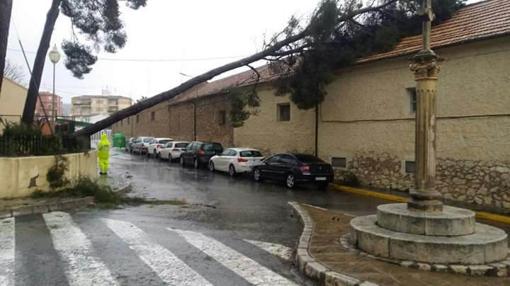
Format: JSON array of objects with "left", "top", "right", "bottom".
[
  {"left": 253, "top": 168, "right": 262, "bottom": 182},
  {"left": 286, "top": 173, "right": 296, "bottom": 189},
  {"left": 180, "top": 157, "right": 185, "bottom": 167},
  {"left": 228, "top": 165, "right": 236, "bottom": 177},
  {"left": 209, "top": 161, "right": 215, "bottom": 172},
  {"left": 193, "top": 158, "right": 199, "bottom": 169}
]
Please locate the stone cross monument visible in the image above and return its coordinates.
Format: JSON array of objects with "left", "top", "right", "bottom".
[{"left": 350, "top": 0, "right": 509, "bottom": 275}]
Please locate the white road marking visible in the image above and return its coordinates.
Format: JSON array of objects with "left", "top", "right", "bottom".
[
  {"left": 103, "top": 219, "right": 212, "bottom": 286},
  {"left": 244, "top": 239, "right": 293, "bottom": 262},
  {"left": 43, "top": 212, "right": 118, "bottom": 286},
  {"left": 0, "top": 218, "right": 15, "bottom": 286},
  {"left": 170, "top": 228, "right": 298, "bottom": 286}
]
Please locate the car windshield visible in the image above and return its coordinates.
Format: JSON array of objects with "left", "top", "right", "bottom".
[
  {"left": 203, "top": 143, "right": 222, "bottom": 152},
  {"left": 143, "top": 138, "right": 153, "bottom": 143},
  {"left": 294, "top": 154, "right": 324, "bottom": 163},
  {"left": 240, "top": 150, "right": 262, "bottom": 157},
  {"left": 175, "top": 143, "right": 188, "bottom": 148}
]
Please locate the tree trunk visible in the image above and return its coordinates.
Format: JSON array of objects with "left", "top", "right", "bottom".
[
  {"left": 74, "top": 1, "right": 396, "bottom": 137},
  {"left": 0, "top": 0, "right": 13, "bottom": 94},
  {"left": 21, "top": 0, "right": 61, "bottom": 125}
]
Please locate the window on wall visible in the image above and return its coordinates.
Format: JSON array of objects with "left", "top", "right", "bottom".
[
  {"left": 404, "top": 160, "right": 415, "bottom": 174},
  {"left": 407, "top": 87, "right": 417, "bottom": 113},
  {"left": 331, "top": 157, "right": 347, "bottom": 168},
  {"left": 277, "top": 103, "right": 290, "bottom": 122},
  {"left": 218, "top": 110, "right": 226, "bottom": 125},
  {"left": 136, "top": 114, "right": 139, "bottom": 123},
  {"left": 151, "top": 111, "right": 156, "bottom": 121}
]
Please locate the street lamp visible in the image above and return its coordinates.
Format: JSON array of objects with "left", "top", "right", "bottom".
[{"left": 48, "top": 44, "right": 61, "bottom": 130}]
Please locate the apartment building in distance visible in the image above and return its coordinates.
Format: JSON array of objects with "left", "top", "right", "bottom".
[
  {"left": 35, "top": 91, "right": 63, "bottom": 119},
  {"left": 71, "top": 95, "right": 132, "bottom": 123}
]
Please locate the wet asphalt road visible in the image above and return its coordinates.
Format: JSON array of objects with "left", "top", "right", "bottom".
[{"left": 8, "top": 149, "right": 389, "bottom": 286}]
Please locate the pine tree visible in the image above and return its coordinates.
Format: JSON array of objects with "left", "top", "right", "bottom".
[{"left": 21, "top": 0, "right": 147, "bottom": 125}]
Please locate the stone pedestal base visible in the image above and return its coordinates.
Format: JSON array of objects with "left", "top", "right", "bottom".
[{"left": 351, "top": 203, "right": 508, "bottom": 266}]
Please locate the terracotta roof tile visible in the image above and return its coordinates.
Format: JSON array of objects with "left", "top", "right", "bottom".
[
  {"left": 168, "top": 0, "right": 509, "bottom": 104},
  {"left": 358, "top": 0, "right": 510, "bottom": 63}
]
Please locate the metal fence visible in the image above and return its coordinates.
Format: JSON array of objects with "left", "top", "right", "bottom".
[{"left": 0, "top": 135, "right": 90, "bottom": 156}]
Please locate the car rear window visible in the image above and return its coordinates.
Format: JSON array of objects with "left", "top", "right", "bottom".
[
  {"left": 158, "top": 140, "right": 171, "bottom": 144},
  {"left": 294, "top": 154, "right": 324, "bottom": 163},
  {"left": 143, "top": 138, "right": 153, "bottom": 143},
  {"left": 203, "top": 143, "right": 223, "bottom": 152},
  {"left": 240, "top": 150, "right": 262, "bottom": 157},
  {"left": 175, "top": 143, "right": 188, "bottom": 148}
]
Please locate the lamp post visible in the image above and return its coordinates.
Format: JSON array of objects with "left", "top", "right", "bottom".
[
  {"left": 48, "top": 44, "right": 61, "bottom": 131},
  {"left": 408, "top": 0, "right": 443, "bottom": 212}
]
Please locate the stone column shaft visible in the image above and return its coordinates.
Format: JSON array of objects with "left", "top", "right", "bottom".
[{"left": 409, "top": 54, "right": 443, "bottom": 212}]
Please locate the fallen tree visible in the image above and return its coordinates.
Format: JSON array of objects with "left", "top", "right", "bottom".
[
  {"left": 75, "top": 0, "right": 464, "bottom": 136},
  {"left": 75, "top": 0, "right": 399, "bottom": 136}
]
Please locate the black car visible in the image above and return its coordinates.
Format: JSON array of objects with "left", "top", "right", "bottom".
[
  {"left": 252, "top": 153, "right": 334, "bottom": 189},
  {"left": 180, "top": 141, "right": 224, "bottom": 169}
]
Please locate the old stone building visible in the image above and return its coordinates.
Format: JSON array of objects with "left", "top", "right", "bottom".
[{"left": 113, "top": 0, "right": 510, "bottom": 210}]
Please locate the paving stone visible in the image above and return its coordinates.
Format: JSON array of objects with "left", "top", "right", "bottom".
[
  {"left": 324, "top": 271, "right": 360, "bottom": 286},
  {"left": 450, "top": 265, "right": 468, "bottom": 274},
  {"left": 304, "top": 261, "right": 328, "bottom": 280},
  {"left": 469, "top": 265, "right": 492, "bottom": 276}
]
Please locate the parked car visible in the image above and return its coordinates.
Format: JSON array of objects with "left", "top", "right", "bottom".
[
  {"left": 209, "top": 148, "right": 264, "bottom": 176},
  {"left": 147, "top": 138, "right": 173, "bottom": 158},
  {"left": 252, "top": 153, "right": 334, "bottom": 189},
  {"left": 180, "top": 141, "right": 223, "bottom": 168},
  {"left": 125, "top": 137, "right": 135, "bottom": 152},
  {"left": 159, "top": 141, "right": 190, "bottom": 161},
  {"left": 131, "top": 136, "right": 154, "bottom": 154}
]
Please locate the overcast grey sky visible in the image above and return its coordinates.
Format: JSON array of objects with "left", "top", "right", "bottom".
[{"left": 6, "top": 0, "right": 481, "bottom": 103}]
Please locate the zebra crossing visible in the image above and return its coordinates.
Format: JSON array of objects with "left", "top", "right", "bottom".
[{"left": 0, "top": 213, "right": 301, "bottom": 286}]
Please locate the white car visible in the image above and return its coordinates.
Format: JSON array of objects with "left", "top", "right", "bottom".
[
  {"left": 159, "top": 141, "right": 190, "bottom": 161},
  {"left": 208, "top": 148, "right": 264, "bottom": 176},
  {"left": 147, "top": 138, "right": 174, "bottom": 158}
]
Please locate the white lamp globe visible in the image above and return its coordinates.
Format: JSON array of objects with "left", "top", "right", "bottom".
[{"left": 48, "top": 44, "right": 61, "bottom": 64}]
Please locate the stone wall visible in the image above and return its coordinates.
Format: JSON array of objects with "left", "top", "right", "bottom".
[
  {"left": 112, "top": 94, "right": 233, "bottom": 147},
  {"left": 334, "top": 152, "right": 510, "bottom": 212}
]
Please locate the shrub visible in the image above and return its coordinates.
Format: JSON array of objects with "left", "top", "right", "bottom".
[{"left": 46, "top": 155, "right": 69, "bottom": 189}]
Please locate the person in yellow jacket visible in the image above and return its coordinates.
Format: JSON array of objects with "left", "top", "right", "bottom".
[{"left": 97, "top": 133, "right": 111, "bottom": 175}]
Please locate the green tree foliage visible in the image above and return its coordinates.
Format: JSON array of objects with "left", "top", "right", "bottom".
[
  {"left": 272, "top": 0, "right": 466, "bottom": 110},
  {"left": 61, "top": 0, "right": 147, "bottom": 78}
]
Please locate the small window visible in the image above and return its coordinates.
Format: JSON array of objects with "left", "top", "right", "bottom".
[
  {"left": 407, "top": 88, "right": 417, "bottom": 113},
  {"left": 277, "top": 103, "right": 290, "bottom": 121},
  {"left": 218, "top": 110, "right": 226, "bottom": 125},
  {"left": 151, "top": 111, "right": 156, "bottom": 121},
  {"left": 331, "top": 157, "right": 347, "bottom": 168},
  {"left": 405, "top": 160, "right": 415, "bottom": 174},
  {"left": 136, "top": 114, "right": 139, "bottom": 123}
]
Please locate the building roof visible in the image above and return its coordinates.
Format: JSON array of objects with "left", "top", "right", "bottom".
[
  {"left": 359, "top": 0, "right": 510, "bottom": 63},
  {"left": 72, "top": 95, "right": 132, "bottom": 101},
  {"left": 167, "top": 0, "right": 508, "bottom": 105}
]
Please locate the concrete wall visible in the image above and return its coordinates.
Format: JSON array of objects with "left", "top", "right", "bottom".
[
  {"left": 319, "top": 37, "right": 510, "bottom": 210},
  {"left": 0, "top": 151, "right": 98, "bottom": 199},
  {"left": 233, "top": 85, "right": 315, "bottom": 155},
  {"left": 0, "top": 78, "right": 27, "bottom": 131}
]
